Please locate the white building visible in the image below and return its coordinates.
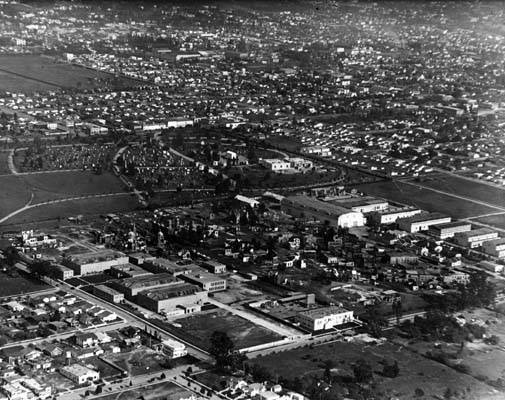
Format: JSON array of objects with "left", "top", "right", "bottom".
[
  {"left": 398, "top": 213, "right": 451, "bottom": 233},
  {"left": 60, "top": 364, "right": 99, "bottom": 385},
  {"left": 1, "top": 382, "right": 33, "bottom": 400},
  {"left": 282, "top": 195, "right": 365, "bottom": 228},
  {"left": 161, "top": 339, "right": 187, "bottom": 359},
  {"left": 260, "top": 159, "right": 291, "bottom": 172},
  {"left": 296, "top": 306, "right": 354, "bottom": 331},
  {"left": 369, "top": 208, "right": 422, "bottom": 225}
]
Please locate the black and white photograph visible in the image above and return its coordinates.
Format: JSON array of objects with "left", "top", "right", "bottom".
[{"left": 0, "top": 1, "right": 503, "bottom": 399}]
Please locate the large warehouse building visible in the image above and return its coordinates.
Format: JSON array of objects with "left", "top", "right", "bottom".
[
  {"left": 111, "top": 273, "right": 178, "bottom": 298},
  {"left": 281, "top": 195, "right": 365, "bottom": 228},
  {"left": 64, "top": 250, "right": 129, "bottom": 276},
  {"left": 136, "top": 282, "right": 208, "bottom": 313}
]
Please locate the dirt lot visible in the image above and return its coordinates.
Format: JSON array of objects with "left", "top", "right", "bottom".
[
  {"left": 170, "top": 309, "right": 282, "bottom": 351},
  {"left": 211, "top": 275, "right": 267, "bottom": 305}
]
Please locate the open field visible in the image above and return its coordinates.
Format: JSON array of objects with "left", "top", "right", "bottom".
[
  {"left": 154, "top": 309, "right": 281, "bottom": 351},
  {"left": 94, "top": 381, "right": 191, "bottom": 400},
  {"left": 355, "top": 180, "right": 498, "bottom": 219},
  {"left": 0, "top": 69, "right": 54, "bottom": 93},
  {"left": 474, "top": 214, "right": 505, "bottom": 230},
  {"left": 0, "top": 55, "right": 138, "bottom": 92},
  {"left": 251, "top": 339, "right": 502, "bottom": 400},
  {"left": 412, "top": 173, "right": 505, "bottom": 208},
  {"left": 0, "top": 271, "right": 49, "bottom": 298},
  {"left": 0, "top": 170, "right": 136, "bottom": 226},
  {"left": 0, "top": 193, "right": 139, "bottom": 229},
  {"left": 175, "top": 309, "right": 282, "bottom": 350}
]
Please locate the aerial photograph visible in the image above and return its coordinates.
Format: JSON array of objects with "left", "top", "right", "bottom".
[{"left": 0, "top": 1, "right": 504, "bottom": 399}]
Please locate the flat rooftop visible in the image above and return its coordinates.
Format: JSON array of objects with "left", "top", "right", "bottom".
[
  {"left": 183, "top": 272, "right": 226, "bottom": 284},
  {"left": 139, "top": 282, "right": 202, "bottom": 301},
  {"left": 430, "top": 221, "right": 472, "bottom": 230},
  {"left": 69, "top": 249, "right": 126, "bottom": 264},
  {"left": 299, "top": 306, "right": 352, "bottom": 319},
  {"left": 401, "top": 212, "right": 450, "bottom": 223},
  {"left": 94, "top": 285, "right": 122, "bottom": 296},
  {"left": 283, "top": 195, "right": 360, "bottom": 216},
  {"left": 118, "top": 273, "right": 177, "bottom": 289},
  {"left": 456, "top": 227, "right": 498, "bottom": 239}
]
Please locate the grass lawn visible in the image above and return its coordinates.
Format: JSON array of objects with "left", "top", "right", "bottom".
[
  {"left": 94, "top": 381, "right": 191, "bottom": 400},
  {"left": 0, "top": 271, "right": 49, "bottom": 297},
  {"left": 251, "top": 339, "right": 501, "bottom": 400},
  {"left": 355, "top": 180, "right": 498, "bottom": 219},
  {"left": 0, "top": 55, "right": 138, "bottom": 92}
]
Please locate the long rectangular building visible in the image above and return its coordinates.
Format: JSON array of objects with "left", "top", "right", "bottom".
[
  {"left": 368, "top": 208, "right": 422, "bottom": 225},
  {"left": 454, "top": 228, "right": 499, "bottom": 248},
  {"left": 136, "top": 282, "right": 208, "bottom": 313},
  {"left": 282, "top": 195, "right": 365, "bottom": 228},
  {"left": 111, "top": 273, "right": 178, "bottom": 298},
  {"left": 429, "top": 221, "right": 472, "bottom": 239},
  {"left": 398, "top": 213, "right": 451, "bottom": 233},
  {"left": 64, "top": 250, "right": 128, "bottom": 276}
]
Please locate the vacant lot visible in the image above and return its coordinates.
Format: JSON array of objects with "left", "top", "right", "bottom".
[
  {"left": 0, "top": 271, "right": 49, "bottom": 298},
  {"left": 1, "top": 193, "right": 139, "bottom": 229},
  {"left": 175, "top": 309, "right": 282, "bottom": 350},
  {"left": 155, "top": 309, "right": 281, "bottom": 351},
  {"left": 0, "top": 69, "right": 54, "bottom": 93},
  {"left": 252, "top": 339, "right": 502, "bottom": 400},
  {"left": 105, "top": 348, "right": 167, "bottom": 377},
  {"left": 0, "top": 171, "right": 134, "bottom": 225},
  {"left": 413, "top": 173, "right": 505, "bottom": 209},
  {"left": 355, "top": 180, "right": 498, "bottom": 219},
  {"left": 0, "top": 55, "right": 137, "bottom": 92},
  {"left": 475, "top": 214, "right": 505, "bottom": 230},
  {"left": 95, "top": 381, "right": 190, "bottom": 400}
]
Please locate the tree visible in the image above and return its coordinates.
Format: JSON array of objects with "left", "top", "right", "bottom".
[
  {"left": 323, "top": 359, "right": 335, "bottom": 383},
  {"left": 414, "top": 388, "right": 425, "bottom": 397},
  {"left": 29, "top": 260, "right": 53, "bottom": 277},
  {"left": 209, "top": 331, "right": 236, "bottom": 370},
  {"left": 249, "top": 364, "right": 273, "bottom": 383},
  {"left": 352, "top": 359, "right": 373, "bottom": 383}
]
